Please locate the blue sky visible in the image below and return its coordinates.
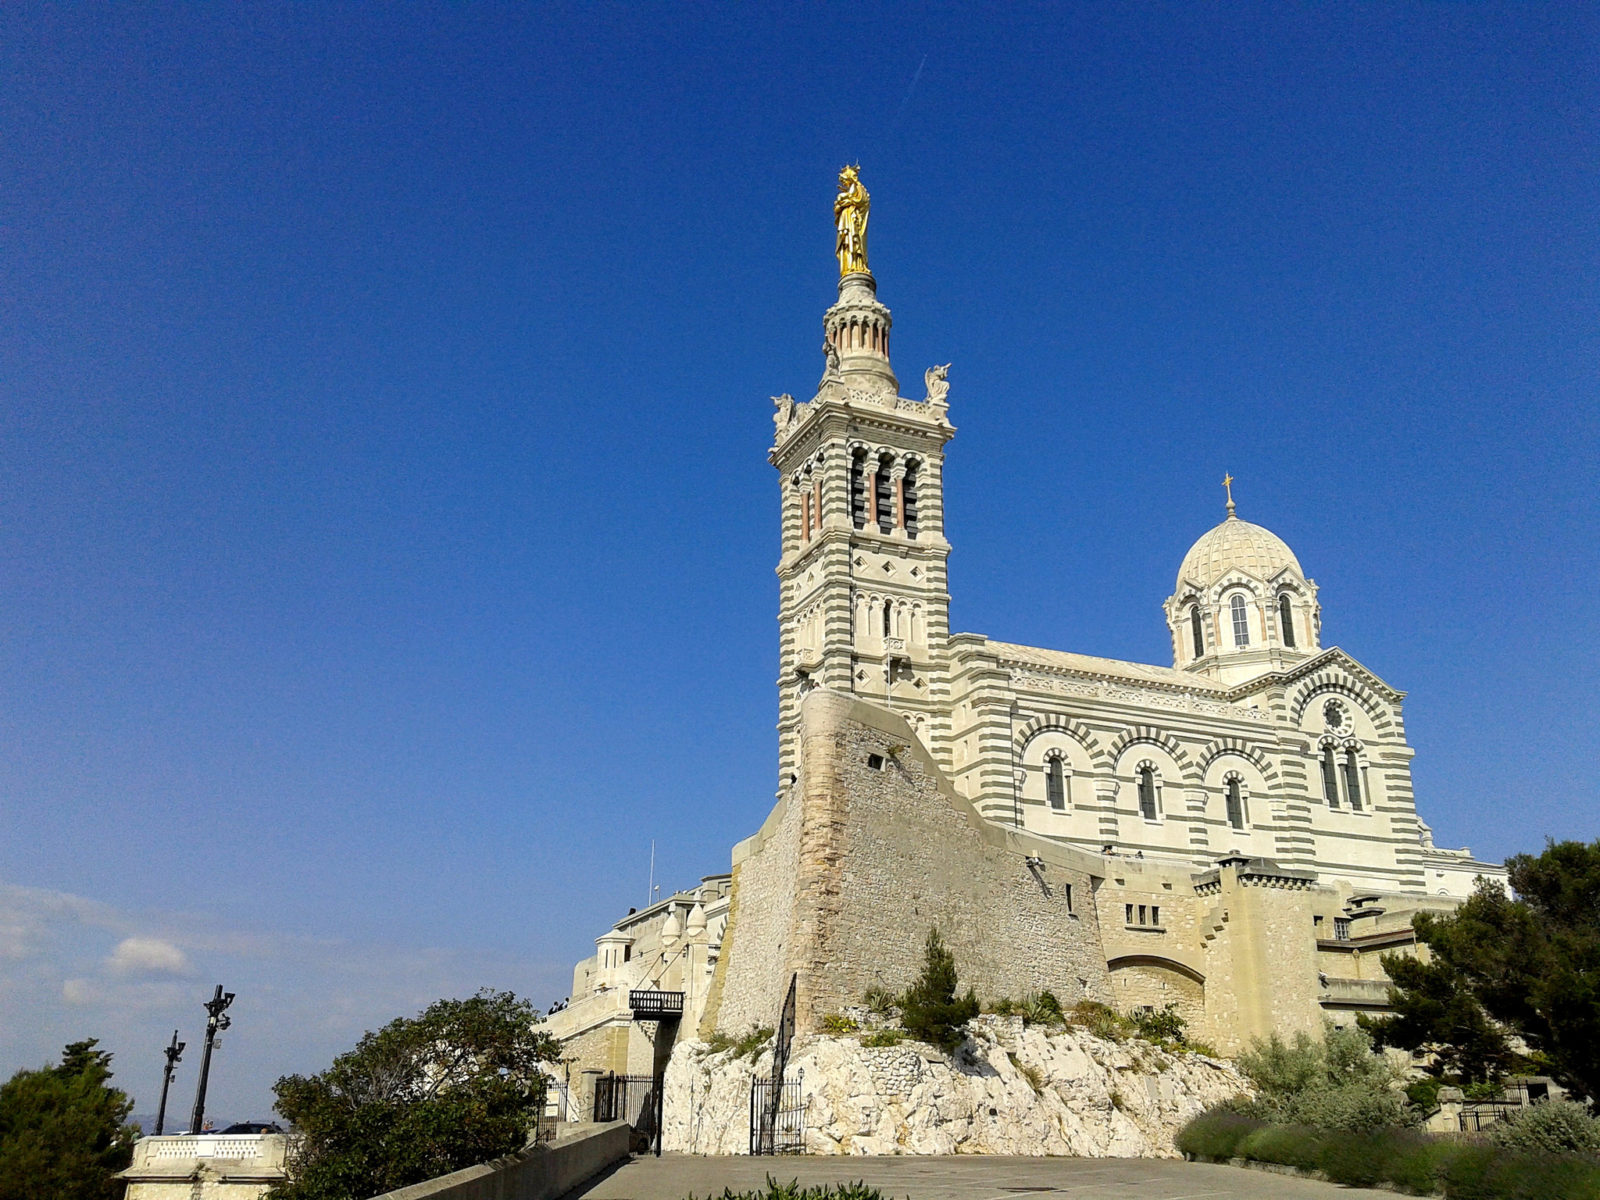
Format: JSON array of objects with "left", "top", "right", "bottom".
[{"left": 2, "top": 4, "right": 1594, "bottom": 1120}]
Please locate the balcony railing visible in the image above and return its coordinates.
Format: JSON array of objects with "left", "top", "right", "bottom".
[{"left": 629, "top": 989, "right": 685, "bottom": 1020}]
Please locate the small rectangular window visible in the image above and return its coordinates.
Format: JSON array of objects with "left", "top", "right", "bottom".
[
  {"left": 866, "top": 753, "right": 884, "bottom": 770},
  {"left": 1334, "top": 918, "right": 1351, "bottom": 941},
  {"left": 1125, "top": 903, "right": 1134, "bottom": 925},
  {"left": 1151, "top": 906, "right": 1160, "bottom": 926},
  {"left": 1063, "top": 883, "right": 1073, "bottom": 913},
  {"left": 1138, "top": 905, "right": 1147, "bottom": 925}
]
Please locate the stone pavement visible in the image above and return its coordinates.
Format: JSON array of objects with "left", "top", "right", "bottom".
[{"left": 569, "top": 1154, "right": 1393, "bottom": 1200}]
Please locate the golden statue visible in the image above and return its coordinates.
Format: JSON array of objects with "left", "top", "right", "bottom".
[{"left": 834, "top": 165, "right": 870, "bottom": 276}]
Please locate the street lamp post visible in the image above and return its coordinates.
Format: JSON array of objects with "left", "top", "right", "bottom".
[
  {"left": 153, "top": 1030, "right": 185, "bottom": 1135},
  {"left": 187, "top": 985, "right": 235, "bottom": 1135}
]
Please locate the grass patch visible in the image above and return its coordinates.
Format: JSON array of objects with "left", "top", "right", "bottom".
[
  {"left": 860, "top": 1028, "right": 904, "bottom": 1048},
  {"left": 703, "top": 1026, "right": 774, "bottom": 1059},
  {"left": 687, "top": 1176, "right": 904, "bottom": 1200}
]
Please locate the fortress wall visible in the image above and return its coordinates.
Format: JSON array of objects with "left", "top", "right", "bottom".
[
  {"left": 703, "top": 783, "right": 804, "bottom": 1037},
  {"left": 712, "top": 689, "right": 1113, "bottom": 1036}
]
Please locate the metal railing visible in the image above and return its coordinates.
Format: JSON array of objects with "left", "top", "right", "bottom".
[
  {"left": 628, "top": 989, "right": 684, "bottom": 1020},
  {"left": 750, "top": 1072, "right": 805, "bottom": 1155}
]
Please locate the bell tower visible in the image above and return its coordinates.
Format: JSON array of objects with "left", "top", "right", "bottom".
[{"left": 769, "top": 168, "right": 957, "bottom": 794}]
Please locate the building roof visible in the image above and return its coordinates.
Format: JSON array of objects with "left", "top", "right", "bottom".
[
  {"left": 1177, "top": 513, "right": 1303, "bottom": 591},
  {"left": 986, "top": 640, "right": 1229, "bottom": 692}
]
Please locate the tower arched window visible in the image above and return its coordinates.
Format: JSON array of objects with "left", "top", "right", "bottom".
[
  {"left": 881, "top": 600, "right": 891, "bottom": 639},
  {"left": 1229, "top": 594, "right": 1250, "bottom": 647},
  {"left": 1137, "top": 765, "right": 1159, "bottom": 821},
  {"left": 903, "top": 462, "right": 920, "bottom": 538},
  {"left": 1278, "top": 594, "right": 1295, "bottom": 648},
  {"left": 1046, "top": 756, "right": 1066, "bottom": 811},
  {"left": 874, "top": 461, "right": 894, "bottom": 534},
  {"left": 1225, "top": 776, "right": 1246, "bottom": 830},
  {"left": 1321, "top": 744, "right": 1340, "bottom": 807},
  {"left": 1190, "top": 606, "right": 1205, "bottom": 658},
  {"left": 849, "top": 453, "right": 868, "bottom": 530},
  {"left": 1343, "top": 747, "right": 1364, "bottom": 812}
]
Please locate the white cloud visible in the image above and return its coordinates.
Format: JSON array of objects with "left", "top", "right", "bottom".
[
  {"left": 107, "top": 937, "right": 191, "bottom": 977},
  {"left": 62, "top": 978, "right": 97, "bottom": 1006}
]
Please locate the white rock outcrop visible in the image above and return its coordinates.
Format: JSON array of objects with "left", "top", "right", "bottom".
[{"left": 663, "top": 1015, "right": 1249, "bottom": 1156}]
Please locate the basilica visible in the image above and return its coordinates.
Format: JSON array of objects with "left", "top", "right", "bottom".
[{"left": 543, "top": 173, "right": 1504, "bottom": 1112}]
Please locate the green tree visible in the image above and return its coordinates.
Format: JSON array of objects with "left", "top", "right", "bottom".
[
  {"left": 1368, "top": 840, "right": 1600, "bottom": 1102},
  {"left": 0, "top": 1038, "right": 137, "bottom": 1200},
  {"left": 269, "top": 990, "right": 559, "bottom": 1200},
  {"left": 899, "top": 928, "right": 979, "bottom": 1053}
]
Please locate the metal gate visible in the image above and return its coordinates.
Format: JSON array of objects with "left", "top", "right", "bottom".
[
  {"left": 749, "top": 1070, "right": 805, "bottom": 1155},
  {"left": 592, "top": 1073, "right": 659, "bottom": 1131}
]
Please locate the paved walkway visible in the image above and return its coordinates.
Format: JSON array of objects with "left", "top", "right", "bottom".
[{"left": 571, "top": 1155, "right": 1393, "bottom": 1200}]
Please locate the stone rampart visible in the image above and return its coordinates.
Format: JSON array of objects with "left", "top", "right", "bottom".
[{"left": 713, "top": 690, "right": 1113, "bottom": 1036}]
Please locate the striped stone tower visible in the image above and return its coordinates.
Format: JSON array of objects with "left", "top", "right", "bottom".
[{"left": 769, "top": 186, "right": 956, "bottom": 797}]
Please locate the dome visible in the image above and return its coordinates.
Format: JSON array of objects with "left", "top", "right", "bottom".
[{"left": 1177, "top": 514, "right": 1303, "bottom": 591}]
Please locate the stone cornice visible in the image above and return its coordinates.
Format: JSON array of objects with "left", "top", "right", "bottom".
[{"left": 1225, "top": 647, "right": 1405, "bottom": 705}]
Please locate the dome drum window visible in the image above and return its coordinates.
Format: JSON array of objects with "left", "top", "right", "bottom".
[
  {"left": 1229, "top": 594, "right": 1250, "bottom": 647},
  {"left": 1278, "top": 593, "right": 1295, "bottom": 648},
  {"left": 1045, "top": 753, "right": 1070, "bottom": 812}
]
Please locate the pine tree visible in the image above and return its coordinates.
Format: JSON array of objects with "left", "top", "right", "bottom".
[{"left": 899, "top": 928, "right": 979, "bottom": 1053}]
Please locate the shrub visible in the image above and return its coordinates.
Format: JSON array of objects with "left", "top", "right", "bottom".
[
  {"left": 1237, "top": 1124, "right": 1326, "bottom": 1173},
  {"left": 1128, "top": 1002, "right": 1188, "bottom": 1046},
  {"left": 1068, "top": 1000, "right": 1130, "bottom": 1041},
  {"left": 1234, "top": 1025, "right": 1412, "bottom": 1131},
  {"left": 820, "top": 1013, "right": 860, "bottom": 1035},
  {"left": 898, "top": 928, "right": 979, "bottom": 1053},
  {"left": 1174, "top": 1108, "right": 1263, "bottom": 1159},
  {"left": 706, "top": 1026, "right": 775, "bottom": 1058},
  {"left": 1488, "top": 1100, "right": 1600, "bottom": 1156},
  {"left": 1440, "top": 1145, "right": 1600, "bottom": 1200},
  {"left": 863, "top": 987, "right": 897, "bottom": 1017},
  {"left": 1023, "top": 991, "right": 1066, "bottom": 1026},
  {"left": 1407, "top": 1076, "right": 1444, "bottom": 1112},
  {"left": 860, "top": 1028, "right": 904, "bottom": 1048}
]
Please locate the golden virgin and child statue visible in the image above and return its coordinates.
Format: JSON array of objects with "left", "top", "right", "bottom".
[{"left": 834, "top": 165, "right": 870, "bottom": 276}]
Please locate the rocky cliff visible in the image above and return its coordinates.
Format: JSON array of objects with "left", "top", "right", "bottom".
[{"left": 662, "top": 1015, "right": 1249, "bottom": 1156}]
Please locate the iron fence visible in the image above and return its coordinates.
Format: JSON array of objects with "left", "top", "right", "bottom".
[{"left": 750, "top": 1072, "right": 805, "bottom": 1155}]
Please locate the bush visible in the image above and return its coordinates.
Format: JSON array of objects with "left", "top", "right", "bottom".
[
  {"left": 863, "top": 987, "right": 897, "bottom": 1017},
  {"left": 1488, "top": 1100, "right": 1600, "bottom": 1156},
  {"left": 704, "top": 1026, "right": 774, "bottom": 1058},
  {"left": 1234, "top": 1025, "right": 1413, "bottom": 1131},
  {"left": 1173, "top": 1108, "right": 1263, "bottom": 1159},
  {"left": 898, "top": 928, "right": 979, "bottom": 1053},
  {"left": 1128, "top": 1003, "right": 1187, "bottom": 1045},
  {"left": 1237, "top": 1124, "right": 1325, "bottom": 1172},
  {"left": 1068, "top": 1000, "right": 1130, "bottom": 1042},
  {"left": 1441, "top": 1145, "right": 1600, "bottom": 1200},
  {"left": 820, "top": 1013, "right": 859, "bottom": 1035}
]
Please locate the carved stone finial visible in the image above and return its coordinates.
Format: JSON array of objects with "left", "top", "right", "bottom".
[
  {"left": 771, "top": 393, "right": 795, "bottom": 436},
  {"left": 924, "top": 363, "right": 950, "bottom": 405}
]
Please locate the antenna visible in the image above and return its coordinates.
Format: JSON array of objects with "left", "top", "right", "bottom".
[{"left": 648, "top": 839, "right": 655, "bottom": 909}]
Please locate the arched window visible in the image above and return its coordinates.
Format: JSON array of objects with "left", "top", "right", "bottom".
[
  {"left": 1229, "top": 594, "right": 1250, "bottom": 647},
  {"left": 1321, "top": 744, "right": 1340, "bottom": 807},
  {"left": 1137, "top": 765, "right": 1159, "bottom": 821},
  {"left": 1190, "top": 606, "right": 1205, "bottom": 658},
  {"left": 1278, "top": 594, "right": 1295, "bottom": 648},
  {"left": 881, "top": 600, "right": 891, "bottom": 639},
  {"left": 1343, "top": 747, "right": 1364, "bottom": 812},
  {"left": 849, "top": 453, "right": 868, "bottom": 530},
  {"left": 1046, "top": 757, "right": 1066, "bottom": 811},
  {"left": 903, "top": 463, "right": 920, "bottom": 539},
  {"left": 874, "top": 462, "right": 894, "bottom": 534},
  {"left": 1225, "top": 777, "right": 1246, "bottom": 830}
]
